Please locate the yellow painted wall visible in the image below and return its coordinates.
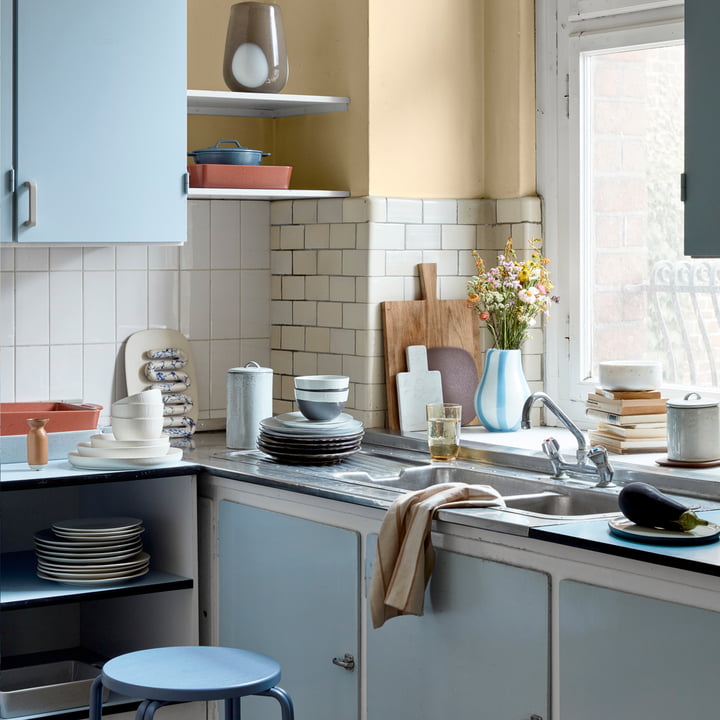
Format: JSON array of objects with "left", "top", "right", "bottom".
[{"left": 187, "top": 0, "right": 534, "bottom": 199}]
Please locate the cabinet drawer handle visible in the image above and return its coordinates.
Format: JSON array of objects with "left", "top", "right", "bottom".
[
  {"left": 23, "top": 181, "right": 37, "bottom": 227},
  {"left": 332, "top": 653, "right": 355, "bottom": 671}
]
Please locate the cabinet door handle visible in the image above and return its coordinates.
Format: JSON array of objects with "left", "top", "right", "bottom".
[
  {"left": 332, "top": 653, "right": 355, "bottom": 671},
  {"left": 23, "top": 181, "right": 37, "bottom": 227}
]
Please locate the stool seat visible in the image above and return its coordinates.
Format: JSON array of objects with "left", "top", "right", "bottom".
[
  {"left": 89, "top": 646, "right": 293, "bottom": 720},
  {"left": 101, "top": 647, "right": 280, "bottom": 702}
]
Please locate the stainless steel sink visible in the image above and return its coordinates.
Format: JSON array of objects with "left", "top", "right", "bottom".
[{"left": 335, "top": 461, "right": 623, "bottom": 520}]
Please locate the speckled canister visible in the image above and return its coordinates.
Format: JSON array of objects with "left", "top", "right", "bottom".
[{"left": 226, "top": 362, "right": 274, "bottom": 449}]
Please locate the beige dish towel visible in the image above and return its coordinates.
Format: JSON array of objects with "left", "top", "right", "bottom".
[{"left": 369, "top": 482, "right": 505, "bottom": 629}]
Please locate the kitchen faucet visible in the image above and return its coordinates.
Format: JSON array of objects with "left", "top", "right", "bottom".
[{"left": 521, "top": 391, "right": 615, "bottom": 488}]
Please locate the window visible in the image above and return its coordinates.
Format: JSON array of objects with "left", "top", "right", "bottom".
[{"left": 536, "top": 0, "right": 700, "bottom": 425}]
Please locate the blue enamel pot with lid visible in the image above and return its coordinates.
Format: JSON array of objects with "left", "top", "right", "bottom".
[{"left": 188, "top": 139, "right": 271, "bottom": 165}]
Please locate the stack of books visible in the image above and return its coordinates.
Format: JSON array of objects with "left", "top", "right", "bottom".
[{"left": 586, "top": 388, "right": 667, "bottom": 454}]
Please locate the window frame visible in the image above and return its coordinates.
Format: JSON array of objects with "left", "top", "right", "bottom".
[{"left": 536, "top": 0, "right": 685, "bottom": 426}]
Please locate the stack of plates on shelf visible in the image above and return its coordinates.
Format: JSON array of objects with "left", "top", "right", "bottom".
[
  {"left": 34, "top": 517, "right": 149, "bottom": 584},
  {"left": 68, "top": 433, "right": 182, "bottom": 470},
  {"left": 257, "top": 412, "right": 364, "bottom": 465}
]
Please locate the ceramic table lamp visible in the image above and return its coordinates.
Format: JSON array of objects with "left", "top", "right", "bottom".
[{"left": 223, "top": 2, "right": 288, "bottom": 93}]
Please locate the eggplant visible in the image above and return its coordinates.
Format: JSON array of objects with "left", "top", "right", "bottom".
[{"left": 618, "top": 482, "right": 709, "bottom": 531}]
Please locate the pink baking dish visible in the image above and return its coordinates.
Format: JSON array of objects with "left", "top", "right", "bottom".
[
  {"left": 188, "top": 164, "right": 293, "bottom": 189},
  {"left": 0, "top": 403, "right": 103, "bottom": 436}
]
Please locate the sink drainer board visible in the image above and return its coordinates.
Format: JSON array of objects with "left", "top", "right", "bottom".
[{"left": 0, "top": 660, "right": 109, "bottom": 718}]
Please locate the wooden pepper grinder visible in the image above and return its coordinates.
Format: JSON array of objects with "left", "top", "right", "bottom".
[{"left": 27, "top": 418, "right": 50, "bottom": 470}]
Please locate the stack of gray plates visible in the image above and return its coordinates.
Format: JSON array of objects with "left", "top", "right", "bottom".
[
  {"left": 34, "top": 517, "right": 149, "bottom": 584},
  {"left": 258, "top": 412, "right": 364, "bottom": 465}
]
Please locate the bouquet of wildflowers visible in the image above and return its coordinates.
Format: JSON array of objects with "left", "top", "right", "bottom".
[{"left": 467, "top": 238, "right": 558, "bottom": 350}]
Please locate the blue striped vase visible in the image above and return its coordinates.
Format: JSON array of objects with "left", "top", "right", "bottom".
[{"left": 474, "top": 348, "right": 531, "bottom": 432}]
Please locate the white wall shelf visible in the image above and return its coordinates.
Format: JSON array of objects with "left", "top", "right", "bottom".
[
  {"left": 188, "top": 188, "right": 349, "bottom": 200},
  {"left": 187, "top": 90, "right": 351, "bottom": 199},
  {"left": 187, "top": 89, "right": 350, "bottom": 118}
]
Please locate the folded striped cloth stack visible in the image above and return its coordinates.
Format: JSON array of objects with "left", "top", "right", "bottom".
[{"left": 144, "top": 348, "right": 196, "bottom": 438}]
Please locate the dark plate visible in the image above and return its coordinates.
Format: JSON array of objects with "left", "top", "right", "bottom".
[{"left": 257, "top": 445, "right": 361, "bottom": 465}]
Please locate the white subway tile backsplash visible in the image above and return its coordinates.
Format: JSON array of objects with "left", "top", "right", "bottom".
[
  {"left": 317, "top": 198, "right": 344, "bottom": 224},
  {"left": 50, "top": 248, "right": 83, "bottom": 271},
  {"left": 116, "top": 245, "right": 148, "bottom": 270},
  {"left": 497, "top": 196, "right": 542, "bottom": 224},
  {"left": 184, "top": 201, "right": 211, "bottom": 270},
  {"left": 190, "top": 339, "right": 211, "bottom": 415},
  {"left": 149, "top": 244, "right": 180, "bottom": 270},
  {"left": 83, "top": 246, "right": 116, "bottom": 271},
  {"left": 316, "top": 302, "right": 342, "bottom": 328},
  {"left": 304, "top": 224, "right": 330, "bottom": 249},
  {"left": 81, "top": 343, "right": 117, "bottom": 411},
  {"left": 342, "top": 198, "right": 369, "bottom": 224},
  {"left": 329, "top": 223, "right": 356, "bottom": 249},
  {"left": 423, "top": 199, "right": 457, "bottom": 224},
  {"left": 329, "top": 276, "right": 355, "bottom": 302},
  {"left": 305, "top": 327, "right": 330, "bottom": 354},
  {"left": 209, "top": 339, "right": 241, "bottom": 411},
  {"left": 441, "top": 224, "right": 477, "bottom": 249},
  {"left": 240, "top": 339, "right": 270, "bottom": 369},
  {"left": 50, "top": 345, "right": 84, "bottom": 401},
  {"left": 270, "top": 349, "right": 293, "bottom": 375},
  {"left": 281, "top": 275, "right": 305, "bottom": 300},
  {"left": 210, "top": 201, "right": 242, "bottom": 269},
  {"left": 329, "top": 328, "right": 355, "bottom": 355},
  {"left": 271, "top": 250, "right": 293, "bottom": 276},
  {"left": 49, "top": 271, "right": 83, "bottom": 344},
  {"left": 271, "top": 300, "right": 293, "bottom": 325},
  {"left": 240, "top": 270, "right": 271, "bottom": 338},
  {"left": 0, "top": 272, "right": 15, "bottom": 346},
  {"left": 0, "top": 346, "right": 15, "bottom": 401},
  {"left": 15, "top": 271, "right": 49, "bottom": 346},
  {"left": 270, "top": 200, "right": 293, "bottom": 226},
  {"left": 15, "top": 247, "right": 49, "bottom": 272},
  {"left": 387, "top": 198, "right": 422, "bottom": 223},
  {"left": 179, "top": 269, "right": 211, "bottom": 341},
  {"left": 83, "top": 271, "right": 116, "bottom": 344},
  {"left": 293, "top": 250, "right": 317, "bottom": 276},
  {"left": 355, "top": 329, "right": 384, "bottom": 357},
  {"left": 116, "top": 269, "right": 148, "bottom": 342},
  {"left": 368, "top": 223, "right": 405, "bottom": 250},
  {"left": 210, "top": 269, "right": 241, "bottom": 339},
  {"left": 15, "top": 345, "right": 49, "bottom": 401},
  {"left": 458, "top": 199, "right": 496, "bottom": 225},
  {"left": 385, "top": 250, "right": 423, "bottom": 276},
  {"left": 305, "top": 276, "right": 330, "bottom": 301},
  {"left": 240, "top": 201, "right": 270, "bottom": 269},
  {"left": 291, "top": 301, "right": 317, "bottom": 327},
  {"left": 316, "top": 353, "right": 343, "bottom": 375},
  {"left": 421, "top": 250, "right": 459, "bottom": 276},
  {"left": 358, "top": 276, "right": 404, "bottom": 303},
  {"left": 406, "top": 224, "right": 441, "bottom": 250},
  {"left": 148, "top": 270, "right": 180, "bottom": 330},
  {"left": 281, "top": 325, "right": 305, "bottom": 351},
  {"left": 293, "top": 351, "right": 319, "bottom": 376},
  {"left": 279, "top": 225, "right": 305, "bottom": 249},
  {"left": 317, "top": 250, "right": 342, "bottom": 276},
  {"left": 292, "top": 199, "right": 318, "bottom": 225}
]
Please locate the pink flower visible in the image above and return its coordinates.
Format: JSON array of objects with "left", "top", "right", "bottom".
[{"left": 479, "top": 311, "right": 490, "bottom": 322}]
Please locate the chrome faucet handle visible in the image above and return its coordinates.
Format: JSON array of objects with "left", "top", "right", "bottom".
[
  {"left": 542, "top": 436, "right": 562, "bottom": 461},
  {"left": 587, "top": 445, "right": 616, "bottom": 487}
]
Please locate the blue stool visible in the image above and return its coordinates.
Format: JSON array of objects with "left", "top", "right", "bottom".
[{"left": 89, "top": 646, "right": 294, "bottom": 720}]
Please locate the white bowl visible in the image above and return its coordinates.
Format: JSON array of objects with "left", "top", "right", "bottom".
[
  {"left": 111, "top": 402, "right": 164, "bottom": 419},
  {"left": 294, "top": 375, "right": 349, "bottom": 391},
  {"left": 294, "top": 388, "right": 349, "bottom": 402},
  {"left": 90, "top": 433, "right": 170, "bottom": 449},
  {"left": 113, "top": 389, "right": 163, "bottom": 405},
  {"left": 76, "top": 442, "right": 170, "bottom": 459},
  {"left": 598, "top": 360, "right": 663, "bottom": 391},
  {"left": 111, "top": 416, "right": 165, "bottom": 441}
]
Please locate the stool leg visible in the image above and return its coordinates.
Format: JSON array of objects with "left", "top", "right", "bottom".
[
  {"left": 89, "top": 676, "right": 105, "bottom": 720},
  {"left": 259, "top": 686, "right": 294, "bottom": 720},
  {"left": 142, "top": 700, "right": 168, "bottom": 720},
  {"left": 225, "top": 696, "right": 241, "bottom": 720}
]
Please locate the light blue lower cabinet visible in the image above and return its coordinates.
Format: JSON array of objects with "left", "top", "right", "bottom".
[
  {"left": 218, "top": 501, "right": 360, "bottom": 720},
  {"left": 559, "top": 580, "right": 720, "bottom": 718},
  {"left": 365, "top": 535, "right": 550, "bottom": 720}
]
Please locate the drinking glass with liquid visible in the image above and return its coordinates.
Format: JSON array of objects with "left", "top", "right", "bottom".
[{"left": 426, "top": 403, "right": 462, "bottom": 460}]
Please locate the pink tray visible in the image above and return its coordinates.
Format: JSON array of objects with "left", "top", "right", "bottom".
[
  {"left": 0, "top": 402, "right": 102, "bottom": 436},
  {"left": 188, "top": 164, "right": 293, "bottom": 189}
]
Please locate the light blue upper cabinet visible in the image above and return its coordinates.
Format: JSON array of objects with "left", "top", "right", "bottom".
[
  {"left": 6, "top": 0, "right": 186, "bottom": 244},
  {"left": 684, "top": 0, "right": 720, "bottom": 257}
]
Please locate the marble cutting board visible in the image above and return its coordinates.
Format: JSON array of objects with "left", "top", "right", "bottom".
[{"left": 396, "top": 345, "right": 443, "bottom": 433}]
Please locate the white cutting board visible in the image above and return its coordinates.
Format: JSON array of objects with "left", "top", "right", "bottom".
[
  {"left": 124, "top": 329, "right": 199, "bottom": 427},
  {"left": 396, "top": 345, "right": 444, "bottom": 432}
]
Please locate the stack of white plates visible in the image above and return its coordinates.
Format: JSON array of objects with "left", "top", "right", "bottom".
[
  {"left": 34, "top": 517, "right": 149, "bottom": 584},
  {"left": 257, "top": 412, "right": 364, "bottom": 465},
  {"left": 68, "top": 433, "right": 182, "bottom": 470}
]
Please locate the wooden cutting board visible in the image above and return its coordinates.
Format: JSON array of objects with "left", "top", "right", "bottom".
[{"left": 382, "top": 263, "right": 482, "bottom": 430}]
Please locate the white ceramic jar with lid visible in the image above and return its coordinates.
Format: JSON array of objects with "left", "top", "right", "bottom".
[
  {"left": 667, "top": 392, "right": 720, "bottom": 463},
  {"left": 226, "top": 362, "right": 273, "bottom": 449}
]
